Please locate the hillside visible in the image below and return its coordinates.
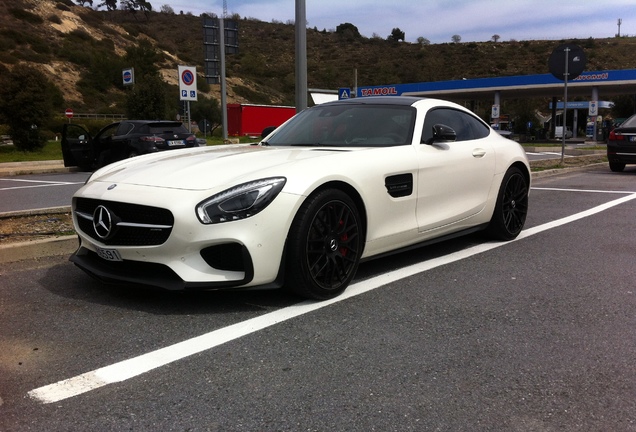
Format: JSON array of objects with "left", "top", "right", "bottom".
[{"left": 4, "top": 0, "right": 636, "bottom": 116}]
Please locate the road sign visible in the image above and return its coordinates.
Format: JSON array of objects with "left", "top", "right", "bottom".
[
  {"left": 178, "top": 65, "right": 198, "bottom": 101},
  {"left": 339, "top": 88, "right": 351, "bottom": 100},
  {"left": 122, "top": 67, "right": 134, "bottom": 86},
  {"left": 65, "top": 108, "right": 73, "bottom": 119},
  {"left": 491, "top": 104, "right": 500, "bottom": 119},
  {"left": 548, "top": 44, "right": 586, "bottom": 81},
  {"left": 589, "top": 100, "right": 598, "bottom": 116}
]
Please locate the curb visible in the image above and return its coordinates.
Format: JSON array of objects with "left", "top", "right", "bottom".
[
  {"left": 0, "top": 160, "right": 76, "bottom": 177},
  {"left": 0, "top": 235, "right": 77, "bottom": 264}
]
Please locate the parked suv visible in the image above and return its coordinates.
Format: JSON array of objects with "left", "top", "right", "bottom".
[
  {"left": 61, "top": 120, "right": 198, "bottom": 170},
  {"left": 607, "top": 113, "right": 636, "bottom": 172}
]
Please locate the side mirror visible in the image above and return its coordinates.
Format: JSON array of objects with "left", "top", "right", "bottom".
[
  {"left": 261, "top": 126, "right": 276, "bottom": 139},
  {"left": 426, "top": 124, "right": 456, "bottom": 144}
]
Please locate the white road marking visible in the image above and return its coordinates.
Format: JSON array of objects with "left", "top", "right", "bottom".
[
  {"left": 0, "top": 179, "right": 83, "bottom": 191},
  {"left": 533, "top": 187, "right": 636, "bottom": 194},
  {"left": 27, "top": 191, "right": 636, "bottom": 404}
]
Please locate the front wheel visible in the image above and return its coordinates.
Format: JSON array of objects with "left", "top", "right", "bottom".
[
  {"left": 486, "top": 166, "right": 528, "bottom": 241},
  {"left": 285, "top": 189, "right": 363, "bottom": 300}
]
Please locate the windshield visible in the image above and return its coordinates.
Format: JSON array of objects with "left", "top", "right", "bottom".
[{"left": 264, "top": 103, "right": 416, "bottom": 147}]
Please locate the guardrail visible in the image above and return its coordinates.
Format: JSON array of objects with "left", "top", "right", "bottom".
[{"left": 59, "top": 113, "right": 126, "bottom": 120}]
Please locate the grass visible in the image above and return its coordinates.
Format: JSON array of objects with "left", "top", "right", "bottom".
[{"left": 0, "top": 141, "right": 64, "bottom": 163}]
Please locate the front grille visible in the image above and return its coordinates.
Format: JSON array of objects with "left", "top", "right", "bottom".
[{"left": 75, "top": 197, "right": 174, "bottom": 246}]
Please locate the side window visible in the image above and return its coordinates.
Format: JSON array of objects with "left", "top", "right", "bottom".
[
  {"left": 463, "top": 112, "right": 490, "bottom": 140},
  {"left": 422, "top": 108, "right": 490, "bottom": 143},
  {"left": 115, "top": 122, "right": 134, "bottom": 136},
  {"left": 97, "top": 123, "right": 120, "bottom": 140}
]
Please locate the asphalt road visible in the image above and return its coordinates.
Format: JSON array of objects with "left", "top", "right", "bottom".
[
  {"left": 1, "top": 165, "right": 636, "bottom": 431},
  {"left": 0, "top": 172, "right": 91, "bottom": 213}
]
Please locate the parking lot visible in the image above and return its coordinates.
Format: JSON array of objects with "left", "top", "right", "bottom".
[{"left": 1, "top": 164, "right": 635, "bottom": 431}]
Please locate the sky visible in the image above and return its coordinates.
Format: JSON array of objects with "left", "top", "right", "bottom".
[{"left": 157, "top": 0, "right": 636, "bottom": 44}]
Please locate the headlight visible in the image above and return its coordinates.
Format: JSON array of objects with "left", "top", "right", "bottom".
[{"left": 196, "top": 177, "right": 286, "bottom": 224}]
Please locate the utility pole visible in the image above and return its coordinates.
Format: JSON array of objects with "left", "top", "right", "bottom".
[
  {"left": 295, "top": 0, "right": 307, "bottom": 112},
  {"left": 617, "top": 18, "right": 622, "bottom": 37}
]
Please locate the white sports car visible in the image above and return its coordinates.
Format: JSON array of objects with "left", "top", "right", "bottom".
[{"left": 70, "top": 96, "right": 530, "bottom": 300}]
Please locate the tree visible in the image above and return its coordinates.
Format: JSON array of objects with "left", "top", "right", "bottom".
[
  {"left": 160, "top": 4, "right": 174, "bottom": 14},
  {"left": 123, "top": 39, "right": 162, "bottom": 81},
  {"left": 121, "top": 0, "right": 153, "bottom": 18},
  {"left": 0, "top": 67, "right": 58, "bottom": 151},
  {"left": 126, "top": 75, "right": 168, "bottom": 119},
  {"left": 387, "top": 28, "right": 405, "bottom": 42},
  {"left": 190, "top": 96, "right": 221, "bottom": 132},
  {"left": 492, "top": 34, "right": 501, "bottom": 43},
  {"left": 336, "top": 23, "right": 361, "bottom": 40},
  {"left": 97, "top": 0, "right": 118, "bottom": 10},
  {"left": 611, "top": 94, "right": 636, "bottom": 118},
  {"left": 451, "top": 34, "right": 462, "bottom": 43},
  {"left": 417, "top": 36, "right": 430, "bottom": 45},
  {"left": 75, "top": 0, "right": 94, "bottom": 6}
]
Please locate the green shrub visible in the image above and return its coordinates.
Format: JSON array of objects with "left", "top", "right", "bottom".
[
  {"left": 8, "top": 8, "right": 44, "bottom": 25},
  {"left": 48, "top": 14, "right": 62, "bottom": 24}
]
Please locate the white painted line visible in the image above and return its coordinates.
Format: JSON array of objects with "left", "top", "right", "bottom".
[
  {"left": 0, "top": 179, "right": 83, "bottom": 191},
  {"left": 532, "top": 187, "right": 636, "bottom": 194},
  {"left": 27, "top": 192, "right": 636, "bottom": 404},
  {"left": 2, "top": 179, "right": 79, "bottom": 184}
]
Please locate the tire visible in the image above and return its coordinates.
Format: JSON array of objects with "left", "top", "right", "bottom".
[
  {"left": 609, "top": 161, "right": 625, "bottom": 172},
  {"left": 486, "top": 166, "right": 528, "bottom": 241},
  {"left": 285, "top": 189, "right": 362, "bottom": 300}
]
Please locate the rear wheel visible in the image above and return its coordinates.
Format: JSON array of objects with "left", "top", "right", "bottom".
[
  {"left": 486, "top": 166, "right": 528, "bottom": 240},
  {"left": 285, "top": 189, "right": 362, "bottom": 300},
  {"left": 609, "top": 161, "right": 626, "bottom": 172}
]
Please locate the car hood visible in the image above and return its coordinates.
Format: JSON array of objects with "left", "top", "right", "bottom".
[{"left": 90, "top": 144, "right": 359, "bottom": 191}]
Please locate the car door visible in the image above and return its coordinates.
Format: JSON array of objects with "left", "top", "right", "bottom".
[
  {"left": 416, "top": 107, "right": 495, "bottom": 233},
  {"left": 92, "top": 122, "right": 123, "bottom": 167},
  {"left": 61, "top": 123, "right": 94, "bottom": 169},
  {"left": 104, "top": 122, "right": 135, "bottom": 162}
]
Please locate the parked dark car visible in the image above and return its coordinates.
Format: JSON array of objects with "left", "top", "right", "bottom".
[
  {"left": 61, "top": 120, "right": 198, "bottom": 170},
  {"left": 607, "top": 114, "right": 636, "bottom": 172}
]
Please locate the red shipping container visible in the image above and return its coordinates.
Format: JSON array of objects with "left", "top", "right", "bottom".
[{"left": 227, "top": 104, "right": 296, "bottom": 137}]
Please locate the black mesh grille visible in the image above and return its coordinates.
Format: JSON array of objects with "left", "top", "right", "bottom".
[
  {"left": 74, "top": 197, "right": 174, "bottom": 246},
  {"left": 200, "top": 243, "right": 246, "bottom": 272}
]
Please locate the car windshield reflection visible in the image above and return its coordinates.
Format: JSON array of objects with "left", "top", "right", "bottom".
[{"left": 264, "top": 104, "right": 416, "bottom": 147}]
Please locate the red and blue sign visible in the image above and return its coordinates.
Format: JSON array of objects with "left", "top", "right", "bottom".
[
  {"left": 181, "top": 69, "right": 195, "bottom": 86},
  {"left": 178, "top": 65, "right": 197, "bottom": 101},
  {"left": 122, "top": 67, "right": 134, "bottom": 86}
]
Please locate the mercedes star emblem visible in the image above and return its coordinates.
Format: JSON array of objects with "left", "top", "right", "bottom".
[{"left": 92, "top": 205, "right": 114, "bottom": 239}]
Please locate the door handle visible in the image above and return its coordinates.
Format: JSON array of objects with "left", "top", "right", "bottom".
[{"left": 472, "top": 148, "right": 487, "bottom": 158}]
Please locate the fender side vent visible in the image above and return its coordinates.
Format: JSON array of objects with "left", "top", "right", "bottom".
[{"left": 385, "top": 173, "right": 413, "bottom": 198}]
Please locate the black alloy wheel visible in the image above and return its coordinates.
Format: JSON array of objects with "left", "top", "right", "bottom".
[
  {"left": 286, "top": 189, "right": 362, "bottom": 300},
  {"left": 487, "top": 166, "right": 529, "bottom": 241}
]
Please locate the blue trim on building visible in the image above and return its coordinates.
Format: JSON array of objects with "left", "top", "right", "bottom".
[{"left": 356, "top": 69, "right": 636, "bottom": 97}]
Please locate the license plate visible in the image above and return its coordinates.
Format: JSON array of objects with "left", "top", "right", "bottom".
[
  {"left": 96, "top": 247, "right": 122, "bottom": 261},
  {"left": 167, "top": 140, "right": 185, "bottom": 146}
]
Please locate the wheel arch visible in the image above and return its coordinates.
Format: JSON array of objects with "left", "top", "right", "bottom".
[
  {"left": 511, "top": 161, "right": 531, "bottom": 189},
  {"left": 292, "top": 180, "right": 368, "bottom": 251}
]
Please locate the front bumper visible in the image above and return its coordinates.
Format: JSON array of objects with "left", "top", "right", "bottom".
[{"left": 71, "top": 181, "right": 302, "bottom": 290}]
